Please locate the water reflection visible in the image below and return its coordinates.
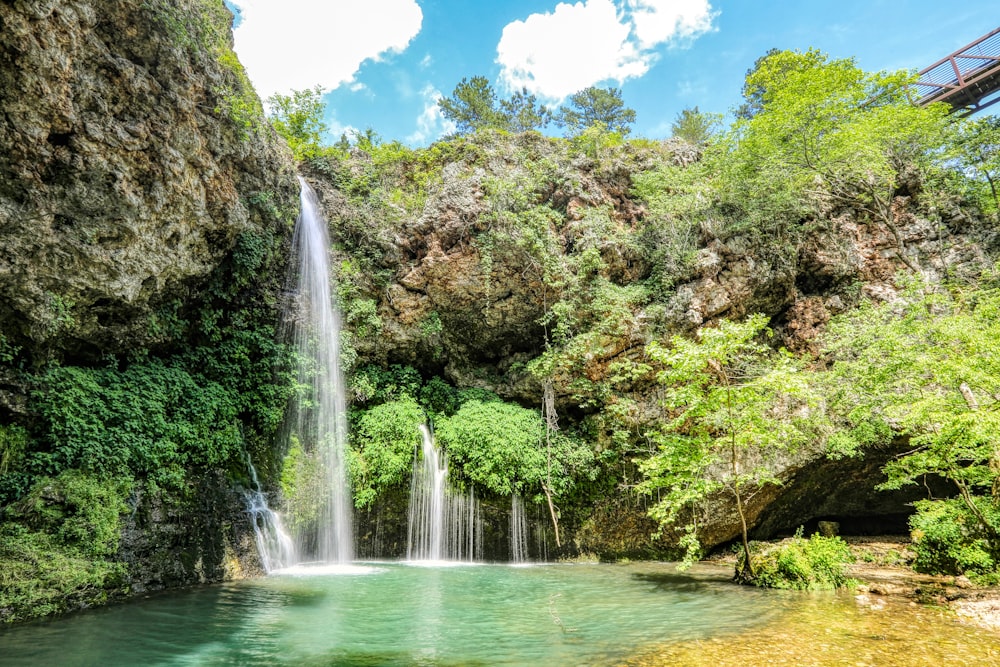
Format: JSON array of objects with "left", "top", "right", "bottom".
[{"left": 2, "top": 563, "right": 998, "bottom": 666}]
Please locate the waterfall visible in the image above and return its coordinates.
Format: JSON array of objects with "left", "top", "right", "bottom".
[
  {"left": 407, "top": 424, "right": 483, "bottom": 562},
  {"left": 245, "top": 460, "right": 296, "bottom": 573},
  {"left": 510, "top": 493, "right": 528, "bottom": 563},
  {"left": 281, "top": 177, "right": 354, "bottom": 563}
]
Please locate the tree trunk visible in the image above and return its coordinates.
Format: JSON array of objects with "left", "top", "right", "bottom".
[{"left": 542, "top": 380, "right": 561, "bottom": 547}]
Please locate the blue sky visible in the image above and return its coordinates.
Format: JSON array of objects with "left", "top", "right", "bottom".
[{"left": 228, "top": 1, "right": 998, "bottom": 146}]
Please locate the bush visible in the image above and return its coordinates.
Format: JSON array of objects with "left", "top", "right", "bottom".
[
  {"left": 0, "top": 471, "right": 130, "bottom": 623},
  {"left": 349, "top": 398, "right": 424, "bottom": 508},
  {"left": 746, "top": 528, "right": 854, "bottom": 590},
  {"left": 29, "top": 361, "right": 243, "bottom": 487},
  {"left": 909, "top": 497, "right": 1000, "bottom": 576},
  {"left": 435, "top": 400, "right": 546, "bottom": 496}
]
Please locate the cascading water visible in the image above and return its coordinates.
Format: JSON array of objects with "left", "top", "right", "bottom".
[
  {"left": 244, "top": 459, "right": 296, "bottom": 573},
  {"left": 510, "top": 493, "right": 528, "bottom": 563},
  {"left": 281, "top": 177, "right": 354, "bottom": 563},
  {"left": 407, "top": 424, "right": 483, "bottom": 561}
]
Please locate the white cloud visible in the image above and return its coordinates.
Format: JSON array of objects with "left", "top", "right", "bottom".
[
  {"left": 406, "top": 86, "right": 457, "bottom": 146},
  {"left": 230, "top": 0, "right": 423, "bottom": 100},
  {"left": 329, "top": 117, "right": 358, "bottom": 143},
  {"left": 626, "top": 0, "right": 716, "bottom": 49},
  {"left": 497, "top": 0, "right": 716, "bottom": 100}
]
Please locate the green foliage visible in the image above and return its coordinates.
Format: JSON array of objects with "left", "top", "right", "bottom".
[
  {"left": 432, "top": 398, "right": 594, "bottom": 500},
  {"left": 278, "top": 434, "right": 324, "bottom": 532},
  {"left": 720, "top": 48, "right": 949, "bottom": 244},
  {"left": 950, "top": 115, "right": 1000, "bottom": 214},
  {"left": 0, "top": 471, "right": 130, "bottom": 623},
  {"left": 499, "top": 88, "right": 554, "bottom": 133},
  {"left": 29, "top": 361, "right": 243, "bottom": 487},
  {"left": 436, "top": 400, "right": 546, "bottom": 496},
  {"left": 0, "top": 523, "right": 128, "bottom": 623},
  {"left": 438, "top": 78, "right": 552, "bottom": 135},
  {"left": 909, "top": 497, "right": 1000, "bottom": 576},
  {"left": 338, "top": 260, "right": 383, "bottom": 339},
  {"left": 267, "top": 86, "right": 329, "bottom": 161},
  {"left": 631, "top": 161, "right": 710, "bottom": 290},
  {"left": 556, "top": 86, "right": 636, "bottom": 136},
  {"left": 737, "top": 47, "right": 827, "bottom": 120},
  {"left": 349, "top": 398, "right": 424, "bottom": 508},
  {"left": 438, "top": 76, "right": 509, "bottom": 134},
  {"left": 639, "top": 315, "right": 826, "bottom": 572},
  {"left": 350, "top": 364, "right": 423, "bottom": 405},
  {"left": 419, "top": 376, "right": 460, "bottom": 419},
  {"left": 7, "top": 471, "right": 130, "bottom": 558},
  {"left": 0, "top": 424, "right": 28, "bottom": 478},
  {"left": 745, "top": 528, "right": 854, "bottom": 590},
  {"left": 825, "top": 282, "right": 1000, "bottom": 496}
]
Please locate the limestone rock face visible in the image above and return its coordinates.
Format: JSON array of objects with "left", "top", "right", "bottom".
[{"left": 0, "top": 0, "right": 297, "bottom": 361}]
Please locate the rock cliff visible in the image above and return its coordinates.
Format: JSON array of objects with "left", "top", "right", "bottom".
[
  {"left": 303, "top": 130, "right": 998, "bottom": 558},
  {"left": 0, "top": 0, "right": 298, "bottom": 364},
  {"left": 0, "top": 0, "right": 295, "bottom": 619}
]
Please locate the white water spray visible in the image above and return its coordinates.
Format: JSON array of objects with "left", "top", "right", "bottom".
[
  {"left": 282, "top": 177, "right": 354, "bottom": 563},
  {"left": 510, "top": 493, "right": 529, "bottom": 563},
  {"left": 245, "top": 460, "right": 297, "bottom": 573},
  {"left": 407, "top": 424, "right": 482, "bottom": 561}
]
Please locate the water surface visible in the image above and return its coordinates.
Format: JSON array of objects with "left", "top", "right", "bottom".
[{"left": 1, "top": 562, "right": 997, "bottom": 666}]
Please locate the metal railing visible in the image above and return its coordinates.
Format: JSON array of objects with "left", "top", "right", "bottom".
[{"left": 914, "top": 26, "right": 1000, "bottom": 114}]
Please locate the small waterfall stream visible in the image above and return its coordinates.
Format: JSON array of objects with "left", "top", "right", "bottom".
[
  {"left": 245, "top": 460, "right": 296, "bottom": 573},
  {"left": 510, "top": 493, "right": 528, "bottom": 563},
  {"left": 407, "top": 424, "right": 483, "bottom": 561},
  {"left": 279, "top": 178, "right": 354, "bottom": 564}
]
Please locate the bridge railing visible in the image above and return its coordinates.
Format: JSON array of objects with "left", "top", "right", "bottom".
[{"left": 914, "top": 26, "right": 1000, "bottom": 112}]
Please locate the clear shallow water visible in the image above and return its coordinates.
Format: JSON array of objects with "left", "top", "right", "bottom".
[{"left": 2, "top": 562, "right": 998, "bottom": 667}]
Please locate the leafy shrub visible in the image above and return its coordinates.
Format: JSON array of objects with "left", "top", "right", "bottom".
[
  {"left": 349, "top": 398, "right": 424, "bottom": 507},
  {"left": 30, "top": 361, "right": 242, "bottom": 487},
  {"left": 909, "top": 497, "right": 1000, "bottom": 576},
  {"left": 746, "top": 528, "right": 854, "bottom": 590},
  {"left": 0, "top": 471, "right": 130, "bottom": 623},
  {"left": 435, "top": 400, "right": 545, "bottom": 496}
]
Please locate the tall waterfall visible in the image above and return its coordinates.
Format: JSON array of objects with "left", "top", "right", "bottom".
[
  {"left": 245, "top": 460, "right": 297, "bottom": 573},
  {"left": 407, "top": 424, "right": 483, "bottom": 561},
  {"left": 282, "top": 178, "right": 354, "bottom": 563},
  {"left": 510, "top": 493, "right": 528, "bottom": 563}
]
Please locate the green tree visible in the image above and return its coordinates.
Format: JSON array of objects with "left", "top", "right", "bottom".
[
  {"left": 639, "top": 315, "right": 823, "bottom": 581},
  {"left": 438, "top": 76, "right": 508, "bottom": 134},
  {"left": 499, "top": 87, "right": 553, "bottom": 133},
  {"left": 952, "top": 115, "right": 1000, "bottom": 213},
  {"left": 736, "top": 48, "right": 827, "bottom": 120},
  {"left": 435, "top": 400, "right": 546, "bottom": 495},
  {"left": 670, "top": 106, "right": 722, "bottom": 145},
  {"left": 556, "top": 86, "right": 636, "bottom": 136},
  {"left": 719, "top": 49, "right": 949, "bottom": 263},
  {"left": 824, "top": 282, "right": 1000, "bottom": 556},
  {"left": 266, "top": 86, "right": 329, "bottom": 160}
]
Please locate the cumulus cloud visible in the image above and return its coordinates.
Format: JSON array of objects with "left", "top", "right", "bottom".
[
  {"left": 230, "top": 0, "right": 423, "bottom": 100},
  {"left": 627, "top": 0, "right": 716, "bottom": 49},
  {"left": 497, "top": 0, "right": 716, "bottom": 100},
  {"left": 406, "top": 86, "right": 457, "bottom": 145}
]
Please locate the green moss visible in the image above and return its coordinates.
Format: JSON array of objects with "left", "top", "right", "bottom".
[{"left": 0, "top": 472, "right": 130, "bottom": 623}]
